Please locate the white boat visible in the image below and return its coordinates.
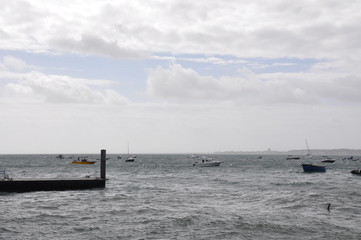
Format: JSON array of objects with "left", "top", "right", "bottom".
[
  {"left": 125, "top": 143, "right": 136, "bottom": 162},
  {"left": 193, "top": 156, "right": 222, "bottom": 167},
  {"left": 286, "top": 155, "right": 300, "bottom": 160},
  {"left": 321, "top": 156, "right": 336, "bottom": 163},
  {"left": 125, "top": 156, "right": 136, "bottom": 162}
]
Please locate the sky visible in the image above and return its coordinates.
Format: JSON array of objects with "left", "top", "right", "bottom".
[{"left": 1, "top": 0, "right": 361, "bottom": 154}]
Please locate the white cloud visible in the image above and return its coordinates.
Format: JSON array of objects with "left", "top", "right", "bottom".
[
  {"left": 1, "top": 0, "right": 361, "bottom": 60},
  {"left": 147, "top": 64, "right": 361, "bottom": 105},
  {"left": 0, "top": 55, "right": 130, "bottom": 105},
  {"left": 3, "top": 55, "right": 32, "bottom": 70},
  {"left": 3, "top": 71, "right": 130, "bottom": 104}
]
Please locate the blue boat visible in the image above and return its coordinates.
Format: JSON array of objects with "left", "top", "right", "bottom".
[{"left": 301, "top": 163, "right": 326, "bottom": 172}]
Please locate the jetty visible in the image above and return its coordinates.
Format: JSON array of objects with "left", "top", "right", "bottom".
[{"left": 0, "top": 149, "right": 107, "bottom": 193}]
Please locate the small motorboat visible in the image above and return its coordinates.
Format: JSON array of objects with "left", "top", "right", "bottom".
[
  {"left": 72, "top": 157, "right": 96, "bottom": 164},
  {"left": 301, "top": 163, "right": 326, "bottom": 172},
  {"left": 286, "top": 155, "right": 300, "bottom": 160},
  {"left": 193, "top": 156, "right": 222, "bottom": 167},
  {"left": 351, "top": 169, "right": 361, "bottom": 175},
  {"left": 321, "top": 157, "right": 336, "bottom": 163},
  {"left": 125, "top": 156, "right": 136, "bottom": 162}
]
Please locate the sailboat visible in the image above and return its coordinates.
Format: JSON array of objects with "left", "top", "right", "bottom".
[
  {"left": 305, "top": 139, "right": 313, "bottom": 158},
  {"left": 125, "top": 143, "right": 136, "bottom": 162}
]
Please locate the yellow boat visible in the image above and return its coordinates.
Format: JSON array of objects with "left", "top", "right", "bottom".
[{"left": 72, "top": 157, "right": 96, "bottom": 164}]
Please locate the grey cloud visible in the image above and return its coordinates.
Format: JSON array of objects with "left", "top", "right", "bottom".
[
  {"left": 1, "top": 0, "right": 361, "bottom": 60},
  {"left": 49, "top": 34, "right": 149, "bottom": 59}
]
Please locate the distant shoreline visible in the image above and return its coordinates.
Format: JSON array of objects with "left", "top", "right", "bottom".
[
  {"left": 215, "top": 149, "right": 361, "bottom": 156},
  {"left": 0, "top": 149, "right": 360, "bottom": 156}
]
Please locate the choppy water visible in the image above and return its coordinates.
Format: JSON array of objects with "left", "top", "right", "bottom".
[{"left": 1, "top": 154, "right": 361, "bottom": 239}]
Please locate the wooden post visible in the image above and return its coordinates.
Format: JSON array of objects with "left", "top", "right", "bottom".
[{"left": 100, "top": 149, "right": 106, "bottom": 179}]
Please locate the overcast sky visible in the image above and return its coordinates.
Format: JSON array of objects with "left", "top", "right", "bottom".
[{"left": 1, "top": 0, "right": 361, "bottom": 154}]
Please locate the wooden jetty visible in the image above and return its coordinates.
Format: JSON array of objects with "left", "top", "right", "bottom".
[{"left": 0, "top": 149, "right": 107, "bottom": 193}]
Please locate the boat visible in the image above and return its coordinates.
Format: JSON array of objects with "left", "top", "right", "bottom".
[
  {"left": 257, "top": 155, "right": 262, "bottom": 159},
  {"left": 343, "top": 156, "right": 360, "bottom": 161},
  {"left": 305, "top": 139, "right": 313, "bottom": 158},
  {"left": 351, "top": 169, "right": 361, "bottom": 175},
  {"left": 125, "top": 143, "right": 136, "bottom": 162},
  {"left": 125, "top": 156, "right": 136, "bottom": 162},
  {"left": 193, "top": 156, "right": 222, "bottom": 167},
  {"left": 72, "top": 157, "right": 96, "bottom": 164},
  {"left": 56, "top": 154, "right": 65, "bottom": 159},
  {"left": 301, "top": 163, "right": 326, "bottom": 172},
  {"left": 286, "top": 155, "right": 300, "bottom": 160},
  {"left": 321, "top": 156, "right": 336, "bottom": 163},
  {"left": 0, "top": 168, "right": 12, "bottom": 181}
]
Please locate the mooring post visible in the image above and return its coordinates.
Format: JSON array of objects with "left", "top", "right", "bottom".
[{"left": 100, "top": 149, "right": 106, "bottom": 179}]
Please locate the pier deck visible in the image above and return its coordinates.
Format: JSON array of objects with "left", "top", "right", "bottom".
[
  {"left": 0, "top": 178, "right": 105, "bottom": 192},
  {"left": 0, "top": 149, "right": 107, "bottom": 193}
]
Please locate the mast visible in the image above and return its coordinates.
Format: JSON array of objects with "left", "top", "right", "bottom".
[
  {"left": 127, "top": 142, "right": 130, "bottom": 158},
  {"left": 305, "top": 139, "right": 312, "bottom": 157}
]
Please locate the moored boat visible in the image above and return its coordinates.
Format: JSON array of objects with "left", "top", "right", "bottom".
[
  {"left": 351, "top": 169, "right": 361, "bottom": 175},
  {"left": 343, "top": 156, "right": 360, "bottom": 161},
  {"left": 0, "top": 168, "right": 12, "bottom": 181},
  {"left": 125, "top": 143, "right": 136, "bottom": 162},
  {"left": 321, "top": 157, "right": 335, "bottom": 163},
  {"left": 286, "top": 155, "right": 300, "bottom": 160},
  {"left": 125, "top": 156, "right": 136, "bottom": 162},
  {"left": 301, "top": 163, "right": 326, "bottom": 172},
  {"left": 72, "top": 157, "right": 96, "bottom": 164},
  {"left": 193, "top": 156, "right": 222, "bottom": 167}
]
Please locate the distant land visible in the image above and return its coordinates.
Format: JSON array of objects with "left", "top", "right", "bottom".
[{"left": 214, "top": 149, "right": 361, "bottom": 156}]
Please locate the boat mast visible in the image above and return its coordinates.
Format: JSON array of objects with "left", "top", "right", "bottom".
[
  {"left": 305, "top": 139, "right": 312, "bottom": 156},
  {"left": 127, "top": 142, "right": 130, "bottom": 158}
]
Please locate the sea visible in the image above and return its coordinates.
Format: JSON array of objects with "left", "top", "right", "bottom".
[{"left": 1, "top": 153, "right": 361, "bottom": 240}]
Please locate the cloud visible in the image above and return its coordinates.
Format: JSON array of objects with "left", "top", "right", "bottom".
[
  {"left": 49, "top": 34, "right": 149, "bottom": 59},
  {"left": 153, "top": 55, "right": 248, "bottom": 65},
  {"left": 1, "top": 0, "right": 361, "bottom": 60},
  {"left": 147, "top": 64, "right": 361, "bottom": 105},
  {"left": 0, "top": 55, "right": 130, "bottom": 105},
  {"left": 3, "top": 71, "right": 130, "bottom": 105},
  {"left": 146, "top": 64, "right": 303, "bottom": 104},
  {"left": 3, "top": 55, "right": 33, "bottom": 70}
]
